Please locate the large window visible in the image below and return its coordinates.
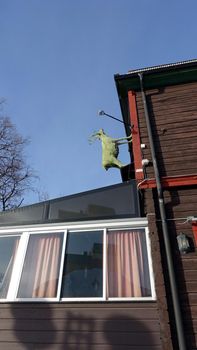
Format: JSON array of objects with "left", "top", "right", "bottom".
[{"left": 0, "top": 220, "right": 155, "bottom": 301}]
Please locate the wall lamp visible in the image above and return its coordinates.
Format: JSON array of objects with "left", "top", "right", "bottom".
[
  {"left": 98, "top": 110, "right": 132, "bottom": 128},
  {"left": 177, "top": 232, "right": 191, "bottom": 254}
]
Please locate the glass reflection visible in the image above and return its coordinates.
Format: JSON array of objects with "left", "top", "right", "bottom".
[
  {"left": 0, "top": 236, "right": 20, "bottom": 298},
  {"left": 49, "top": 182, "right": 139, "bottom": 221},
  {"left": 61, "top": 231, "right": 103, "bottom": 298}
]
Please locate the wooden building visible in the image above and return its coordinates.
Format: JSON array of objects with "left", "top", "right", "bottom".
[
  {"left": 0, "top": 59, "right": 197, "bottom": 349},
  {"left": 115, "top": 58, "right": 197, "bottom": 350}
]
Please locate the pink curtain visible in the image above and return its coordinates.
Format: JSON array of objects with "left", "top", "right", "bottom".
[
  {"left": 18, "top": 233, "right": 63, "bottom": 298},
  {"left": 32, "top": 235, "right": 61, "bottom": 297},
  {"left": 107, "top": 230, "right": 151, "bottom": 298}
]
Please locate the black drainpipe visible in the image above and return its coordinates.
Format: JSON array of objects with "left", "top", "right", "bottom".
[{"left": 138, "top": 73, "right": 187, "bottom": 350}]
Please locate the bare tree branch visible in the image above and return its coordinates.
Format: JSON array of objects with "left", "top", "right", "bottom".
[{"left": 0, "top": 112, "right": 36, "bottom": 211}]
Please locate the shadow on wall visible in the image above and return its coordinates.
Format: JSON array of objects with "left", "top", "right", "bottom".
[
  {"left": 60, "top": 312, "right": 160, "bottom": 349},
  {"left": 9, "top": 305, "right": 161, "bottom": 349},
  {"left": 102, "top": 315, "right": 160, "bottom": 350},
  {"left": 10, "top": 303, "right": 56, "bottom": 350}
]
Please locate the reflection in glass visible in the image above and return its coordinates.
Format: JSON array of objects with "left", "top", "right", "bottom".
[
  {"left": 61, "top": 231, "right": 103, "bottom": 298},
  {"left": 0, "top": 236, "right": 20, "bottom": 298},
  {"left": 49, "top": 182, "right": 139, "bottom": 221},
  {"left": 107, "top": 229, "right": 151, "bottom": 297},
  {"left": 17, "top": 232, "right": 64, "bottom": 298}
]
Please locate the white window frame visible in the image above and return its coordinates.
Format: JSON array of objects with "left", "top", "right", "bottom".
[
  {"left": 0, "top": 234, "right": 21, "bottom": 302},
  {"left": 106, "top": 227, "right": 156, "bottom": 302},
  {"left": 61, "top": 227, "right": 105, "bottom": 302},
  {"left": 0, "top": 218, "right": 156, "bottom": 302},
  {"left": 16, "top": 229, "right": 67, "bottom": 302}
]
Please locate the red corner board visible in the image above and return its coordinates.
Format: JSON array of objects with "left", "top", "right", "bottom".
[{"left": 128, "top": 91, "right": 144, "bottom": 181}]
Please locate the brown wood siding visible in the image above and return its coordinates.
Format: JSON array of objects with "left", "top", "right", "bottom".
[
  {"left": 0, "top": 302, "right": 162, "bottom": 350},
  {"left": 144, "top": 186, "right": 197, "bottom": 350},
  {"left": 164, "top": 188, "right": 197, "bottom": 350},
  {"left": 135, "top": 82, "right": 197, "bottom": 178},
  {"left": 147, "top": 213, "right": 174, "bottom": 350},
  {"left": 163, "top": 186, "right": 197, "bottom": 349},
  {"left": 134, "top": 82, "right": 197, "bottom": 349}
]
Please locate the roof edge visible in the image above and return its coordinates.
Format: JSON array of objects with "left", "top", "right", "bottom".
[
  {"left": 114, "top": 58, "right": 197, "bottom": 96},
  {"left": 127, "top": 58, "right": 197, "bottom": 75}
]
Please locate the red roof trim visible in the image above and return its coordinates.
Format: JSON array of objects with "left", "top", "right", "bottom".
[{"left": 138, "top": 174, "right": 197, "bottom": 189}]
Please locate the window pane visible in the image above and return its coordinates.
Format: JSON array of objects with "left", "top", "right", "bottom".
[
  {"left": 49, "top": 182, "right": 139, "bottom": 222},
  {"left": 107, "top": 229, "right": 151, "bottom": 298},
  {"left": 61, "top": 231, "right": 103, "bottom": 298},
  {"left": 17, "top": 232, "right": 64, "bottom": 298},
  {"left": 0, "top": 236, "right": 20, "bottom": 299}
]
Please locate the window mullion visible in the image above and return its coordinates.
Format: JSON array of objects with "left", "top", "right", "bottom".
[
  {"left": 145, "top": 228, "right": 156, "bottom": 299},
  {"left": 103, "top": 228, "right": 107, "bottom": 301},
  {"left": 7, "top": 232, "right": 30, "bottom": 300},
  {"left": 57, "top": 230, "right": 67, "bottom": 300}
]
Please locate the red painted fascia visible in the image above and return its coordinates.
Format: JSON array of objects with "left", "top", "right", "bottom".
[
  {"left": 138, "top": 174, "right": 197, "bottom": 189},
  {"left": 192, "top": 222, "right": 197, "bottom": 246}
]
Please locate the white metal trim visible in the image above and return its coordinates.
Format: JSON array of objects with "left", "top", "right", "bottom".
[
  {"left": 61, "top": 297, "right": 105, "bottom": 302},
  {"left": 108, "top": 297, "right": 155, "bottom": 301},
  {"left": 103, "top": 228, "right": 107, "bottom": 300},
  {"left": 145, "top": 227, "right": 156, "bottom": 300},
  {"left": 16, "top": 297, "right": 60, "bottom": 302},
  {"left": 55, "top": 230, "right": 67, "bottom": 301},
  {"left": 7, "top": 232, "right": 29, "bottom": 300},
  {"left": 0, "top": 218, "right": 148, "bottom": 234}
]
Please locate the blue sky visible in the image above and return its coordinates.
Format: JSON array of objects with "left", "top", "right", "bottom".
[{"left": 0, "top": 0, "right": 196, "bottom": 204}]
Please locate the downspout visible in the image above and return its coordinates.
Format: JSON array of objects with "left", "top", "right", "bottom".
[{"left": 138, "top": 73, "right": 187, "bottom": 350}]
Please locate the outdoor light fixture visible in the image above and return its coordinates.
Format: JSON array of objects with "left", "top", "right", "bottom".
[
  {"left": 177, "top": 232, "right": 190, "bottom": 254},
  {"left": 142, "top": 159, "right": 150, "bottom": 166},
  {"left": 98, "top": 110, "right": 132, "bottom": 127}
]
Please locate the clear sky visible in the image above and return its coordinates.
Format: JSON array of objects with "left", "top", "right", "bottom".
[{"left": 0, "top": 0, "right": 196, "bottom": 204}]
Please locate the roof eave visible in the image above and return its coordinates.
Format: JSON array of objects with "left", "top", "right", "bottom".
[
  {"left": 114, "top": 59, "right": 197, "bottom": 129},
  {"left": 115, "top": 59, "right": 197, "bottom": 95}
]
